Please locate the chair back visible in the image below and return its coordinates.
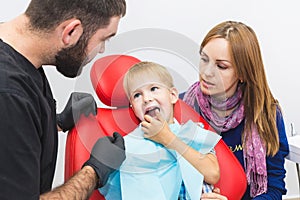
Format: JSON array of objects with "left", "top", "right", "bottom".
[{"left": 65, "top": 55, "right": 247, "bottom": 200}]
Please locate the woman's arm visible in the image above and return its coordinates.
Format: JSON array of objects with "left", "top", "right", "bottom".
[{"left": 201, "top": 108, "right": 290, "bottom": 199}]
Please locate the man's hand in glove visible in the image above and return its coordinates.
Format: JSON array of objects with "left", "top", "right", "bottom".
[
  {"left": 57, "top": 92, "right": 97, "bottom": 132},
  {"left": 83, "top": 132, "right": 126, "bottom": 188}
]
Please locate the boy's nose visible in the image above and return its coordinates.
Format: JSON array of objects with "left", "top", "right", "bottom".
[{"left": 143, "top": 92, "right": 154, "bottom": 103}]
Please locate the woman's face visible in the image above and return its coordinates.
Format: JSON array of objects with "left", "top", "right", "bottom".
[{"left": 199, "top": 38, "right": 239, "bottom": 99}]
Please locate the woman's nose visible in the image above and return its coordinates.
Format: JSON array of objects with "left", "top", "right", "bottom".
[{"left": 201, "top": 62, "right": 215, "bottom": 77}]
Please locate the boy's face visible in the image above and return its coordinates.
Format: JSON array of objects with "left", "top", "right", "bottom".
[{"left": 128, "top": 77, "right": 178, "bottom": 123}]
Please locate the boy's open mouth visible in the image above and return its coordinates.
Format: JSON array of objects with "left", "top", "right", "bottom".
[{"left": 145, "top": 107, "right": 160, "bottom": 117}]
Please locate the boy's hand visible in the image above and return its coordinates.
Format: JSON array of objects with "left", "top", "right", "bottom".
[{"left": 141, "top": 110, "right": 175, "bottom": 147}]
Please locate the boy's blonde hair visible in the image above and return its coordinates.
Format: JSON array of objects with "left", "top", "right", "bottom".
[{"left": 123, "top": 61, "right": 174, "bottom": 98}]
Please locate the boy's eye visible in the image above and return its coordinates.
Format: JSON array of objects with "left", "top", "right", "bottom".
[
  {"left": 151, "top": 86, "right": 159, "bottom": 92},
  {"left": 133, "top": 93, "right": 141, "bottom": 99}
]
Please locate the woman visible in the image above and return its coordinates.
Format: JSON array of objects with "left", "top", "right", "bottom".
[{"left": 182, "top": 21, "right": 289, "bottom": 199}]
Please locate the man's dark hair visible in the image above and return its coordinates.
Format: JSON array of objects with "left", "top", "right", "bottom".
[{"left": 25, "top": 0, "right": 126, "bottom": 36}]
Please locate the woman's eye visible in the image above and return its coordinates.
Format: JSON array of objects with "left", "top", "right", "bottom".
[
  {"left": 217, "top": 64, "right": 227, "bottom": 70},
  {"left": 200, "top": 57, "right": 208, "bottom": 63}
]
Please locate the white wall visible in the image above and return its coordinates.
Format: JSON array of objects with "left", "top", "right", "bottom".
[{"left": 1, "top": 0, "right": 299, "bottom": 198}]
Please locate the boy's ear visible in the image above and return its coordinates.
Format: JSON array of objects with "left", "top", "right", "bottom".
[
  {"left": 170, "top": 87, "right": 179, "bottom": 104},
  {"left": 60, "top": 19, "right": 83, "bottom": 47}
]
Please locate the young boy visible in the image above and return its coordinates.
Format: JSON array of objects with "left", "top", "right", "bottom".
[{"left": 99, "top": 61, "right": 221, "bottom": 200}]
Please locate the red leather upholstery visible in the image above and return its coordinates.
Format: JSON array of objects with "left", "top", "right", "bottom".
[{"left": 65, "top": 55, "right": 247, "bottom": 200}]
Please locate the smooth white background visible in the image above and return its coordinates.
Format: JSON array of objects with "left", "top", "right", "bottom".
[{"left": 1, "top": 0, "right": 299, "bottom": 198}]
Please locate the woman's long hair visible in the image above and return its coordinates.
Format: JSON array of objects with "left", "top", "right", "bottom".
[{"left": 200, "top": 21, "right": 279, "bottom": 156}]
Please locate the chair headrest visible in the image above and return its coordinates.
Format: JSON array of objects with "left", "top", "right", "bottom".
[{"left": 90, "top": 55, "right": 141, "bottom": 107}]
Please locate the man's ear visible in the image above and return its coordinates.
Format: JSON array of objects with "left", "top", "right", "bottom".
[
  {"left": 170, "top": 87, "right": 179, "bottom": 104},
  {"left": 61, "top": 19, "right": 83, "bottom": 47}
]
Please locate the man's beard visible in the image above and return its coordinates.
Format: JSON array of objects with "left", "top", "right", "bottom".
[{"left": 55, "top": 37, "right": 88, "bottom": 78}]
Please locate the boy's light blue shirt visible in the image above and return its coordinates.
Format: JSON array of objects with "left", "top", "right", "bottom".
[{"left": 99, "top": 120, "right": 221, "bottom": 200}]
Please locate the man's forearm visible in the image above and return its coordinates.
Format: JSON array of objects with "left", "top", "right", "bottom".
[{"left": 40, "top": 166, "right": 98, "bottom": 200}]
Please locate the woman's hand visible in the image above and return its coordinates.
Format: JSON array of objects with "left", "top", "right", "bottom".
[{"left": 201, "top": 187, "right": 228, "bottom": 200}]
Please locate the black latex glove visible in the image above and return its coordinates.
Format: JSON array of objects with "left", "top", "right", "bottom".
[
  {"left": 57, "top": 92, "right": 97, "bottom": 132},
  {"left": 83, "top": 132, "right": 126, "bottom": 188}
]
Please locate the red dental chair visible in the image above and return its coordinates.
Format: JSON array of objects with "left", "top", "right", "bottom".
[{"left": 64, "top": 55, "right": 247, "bottom": 200}]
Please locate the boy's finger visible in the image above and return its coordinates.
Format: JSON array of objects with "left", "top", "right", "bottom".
[
  {"left": 155, "top": 109, "right": 164, "bottom": 123},
  {"left": 144, "top": 114, "right": 152, "bottom": 123}
]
